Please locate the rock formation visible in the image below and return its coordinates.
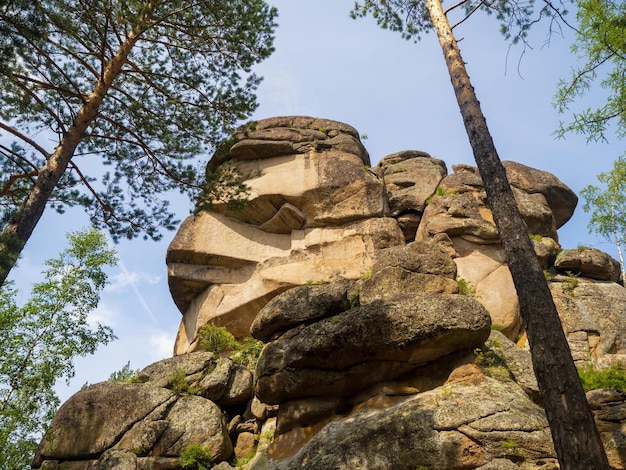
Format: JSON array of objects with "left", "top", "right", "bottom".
[{"left": 34, "top": 117, "right": 626, "bottom": 469}]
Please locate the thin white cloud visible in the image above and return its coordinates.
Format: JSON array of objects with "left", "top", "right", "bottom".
[
  {"left": 149, "top": 332, "right": 175, "bottom": 360},
  {"left": 106, "top": 270, "right": 160, "bottom": 293},
  {"left": 88, "top": 303, "right": 118, "bottom": 328}
]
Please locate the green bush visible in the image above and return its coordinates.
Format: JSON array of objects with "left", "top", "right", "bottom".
[
  {"left": 197, "top": 323, "right": 264, "bottom": 370},
  {"left": 197, "top": 323, "right": 238, "bottom": 355},
  {"left": 180, "top": 444, "right": 214, "bottom": 470},
  {"left": 231, "top": 336, "right": 265, "bottom": 370},
  {"left": 456, "top": 277, "right": 477, "bottom": 297},
  {"left": 562, "top": 271, "right": 579, "bottom": 295},
  {"left": 578, "top": 362, "right": 626, "bottom": 392},
  {"left": 108, "top": 361, "right": 141, "bottom": 383},
  {"left": 167, "top": 369, "right": 198, "bottom": 396}
]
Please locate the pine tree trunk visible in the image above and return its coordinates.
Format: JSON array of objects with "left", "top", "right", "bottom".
[
  {"left": 426, "top": 0, "right": 610, "bottom": 467},
  {"left": 0, "top": 29, "right": 144, "bottom": 287}
]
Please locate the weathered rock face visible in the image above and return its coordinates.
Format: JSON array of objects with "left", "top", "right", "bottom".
[
  {"left": 251, "top": 371, "right": 558, "bottom": 470},
  {"left": 416, "top": 161, "right": 578, "bottom": 340},
  {"left": 550, "top": 277, "right": 626, "bottom": 365},
  {"left": 33, "top": 353, "right": 257, "bottom": 469},
  {"left": 252, "top": 243, "right": 492, "bottom": 408},
  {"left": 39, "top": 116, "right": 626, "bottom": 470},
  {"left": 166, "top": 116, "right": 584, "bottom": 354},
  {"left": 167, "top": 117, "right": 407, "bottom": 354}
]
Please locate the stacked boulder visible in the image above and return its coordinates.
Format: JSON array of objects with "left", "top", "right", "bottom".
[{"left": 34, "top": 116, "right": 626, "bottom": 469}]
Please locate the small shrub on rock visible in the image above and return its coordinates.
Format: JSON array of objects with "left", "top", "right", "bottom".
[
  {"left": 167, "top": 369, "right": 198, "bottom": 396},
  {"left": 578, "top": 362, "right": 626, "bottom": 391},
  {"left": 197, "top": 323, "right": 264, "bottom": 370},
  {"left": 456, "top": 277, "right": 477, "bottom": 297},
  {"left": 197, "top": 323, "right": 237, "bottom": 355},
  {"left": 180, "top": 444, "right": 214, "bottom": 470}
]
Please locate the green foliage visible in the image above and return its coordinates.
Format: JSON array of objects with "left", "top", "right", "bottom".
[
  {"left": 0, "top": 1, "right": 47, "bottom": 69},
  {"left": 501, "top": 439, "right": 518, "bottom": 449},
  {"left": 180, "top": 444, "right": 214, "bottom": 470},
  {"left": 167, "top": 369, "right": 198, "bottom": 396},
  {"left": 305, "top": 279, "right": 329, "bottom": 285},
  {"left": 554, "top": 0, "right": 626, "bottom": 143},
  {"left": 580, "top": 156, "right": 626, "bottom": 279},
  {"left": 348, "top": 291, "right": 360, "bottom": 309},
  {"left": 363, "top": 265, "right": 375, "bottom": 279},
  {"left": 474, "top": 346, "right": 512, "bottom": 381},
  {"left": 196, "top": 161, "right": 250, "bottom": 214},
  {"left": 108, "top": 361, "right": 140, "bottom": 383},
  {"left": 233, "top": 450, "right": 257, "bottom": 467},
  {"left": 0, "top": 228, "right": 117, "bottom": 469},
  {"left": 231, "top": 337, "right": 265, "bottom": 370},
  {"left": 0, "top": 0, "right": 277, "bottom": 244},
  {"left": 350, "top": 0, "right": 562, "bottom": 45},
  {"left": 456, "top": 277, "right": 477, "bottom": 296},
  {"left": 578, "top": 362, "right": 626, "bottom": 392},
  {"left": 529, "top": 234, "right": 543, "bottom": 242},
  {"left": 425, "top": 186, "right": 460, "bottom": 205},
  {"left": 197, "top": 323, "right": 238, "bottom": 356},
  {"left": 501, "top": 438, "right": 522, "bottom": 457},
  {"left": 197, "top": 323, "right": 264, "bottom": 370},
  {"left": 562, "top": 271, "right": 579, "bottom": 295}
]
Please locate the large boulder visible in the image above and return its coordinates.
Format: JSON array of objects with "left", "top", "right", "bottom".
[
  {"left": 550, "top": 277, "right": 626, "bottom": 364},
  {"left": 378, "top": 150, "right": 448, "bottom": 241},
  {"left": 502, "top": 160, "right": 578, "bottom": 229},
  {"left": 167, "top": 117, "right": 409, "bottom": 353},
  {"left": 555, "top": 247, "right": 621, "bottom": 282},
  {"left": 249, "top": 368, "right": 557, "bottom": 470},
  {"left": 32, "top": 353, "right": 259, "bottom": 469},
  {"left": 255, "top": 292, "right": 492, "bottom": 404}
]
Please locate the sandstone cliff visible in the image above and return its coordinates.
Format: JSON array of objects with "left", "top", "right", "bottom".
[{"left": 34, "top": 117, "right": 626, "bottom": 470}]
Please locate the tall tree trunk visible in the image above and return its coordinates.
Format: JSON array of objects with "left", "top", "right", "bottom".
[
  {"left": 0, "top": 30, "right": 143, "bottom": 287},
  {"left": 426, "top": 0, "right": 610, "bottom": 467}
]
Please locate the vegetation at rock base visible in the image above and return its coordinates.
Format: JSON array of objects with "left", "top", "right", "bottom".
[
  {"left": 0, "top": 228, "right": 116, "bottom": 469},
  {"left": 197, "top": 323, "right": 264, "bottom": 371},
  {"left": 167, "top": 369, "right": 199, "bottom": 396},
  {"left": 0, "top": 0, "right": 278, "bottom": 288},
  {"left": 348, "top": 291, "right": 361, "bottom": 309},
  {"left": 474, "top": 346, "right": 512, "bottom": 382},
  {"left": 578, "top": 362, "right": 626, "bottom": 392},
  {"left": 562, "top": 271, "right": 580, "bottom": 295},
  {"left": 180, "top": 444, "right": 214, "bottom": 470},
  {"left": 456, "top": 276, "right": 477, "bottom": 297}
]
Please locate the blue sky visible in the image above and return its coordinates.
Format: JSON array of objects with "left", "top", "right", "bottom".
[{"left": 5, "top": 0, "right": 622, "bottom": 404}]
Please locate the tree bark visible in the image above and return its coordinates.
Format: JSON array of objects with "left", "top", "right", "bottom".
[
  {"left": 426, "top": 0, "right": 610, "bottom": 467},
  {"left": 0, "top": 29, "right": 143, "bottom": 287}
]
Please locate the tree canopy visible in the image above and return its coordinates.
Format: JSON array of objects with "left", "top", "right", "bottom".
[
  {"left": 581, "top": 155, "right": 626, "bottom": 279},
  {"left": 554, "top": 0, "right": 626, "bottom": 143},
  {"left": 0, "top": 228, "right": 117, "bottom": 469},
  {"left": 350, "top": 0, "right": 569, "bottom": 44},
  {"left": 0, "top": 0, "right": 277, "bottom": 286}
]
